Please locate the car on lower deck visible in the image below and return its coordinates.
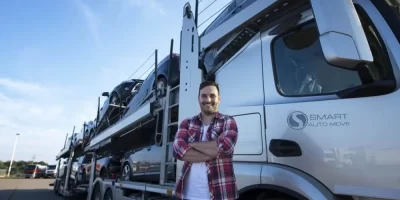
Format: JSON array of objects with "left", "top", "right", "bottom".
[
  {"left": 120, "top": 144, "right": 175, "bottom": 184},
  {"left": 74, "top": 154, "right": 122, "bottom": 184}
]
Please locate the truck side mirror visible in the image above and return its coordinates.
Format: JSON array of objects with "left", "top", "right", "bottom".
[
  {"left": 310, "top": 0, "right": 373, "bottom": 69},
  {"left": 102, "top": 92, "right": 109, "bottom": 97}
]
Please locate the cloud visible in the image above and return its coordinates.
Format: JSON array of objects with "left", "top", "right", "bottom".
[
  {"left": 74, "top": 0, "right": 101, "bottom": 47},
  {"left": 0, "top": 78, "right": 96, "bottom": 164},
  {"left": 0, "top": 78, "right": 45, "bottom": 96}
]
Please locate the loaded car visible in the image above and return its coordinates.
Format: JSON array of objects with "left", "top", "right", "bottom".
[
  {"left": 120, "top": 144, "right": 175, "bottom": 184},
  {"left": 121, "top": 53, "right": 180, "bottom": 131},
  {"left": 70, "top": 155, "right": 91, "bottom": 187},
  {"left": 83, "top": 119, "right": 97, "bottom": 146},
  {"left": 95, "top": 79, "right": 144, "bottom": 135},
  {"left": 72, "top": 128, "right": 84, "bottom": 148},
  {"left": 80, "top": 155, "right": 122, "bottom": 182},
  {"left": 200, "top": 0, "right": 256, "bottom": 37},
  {"left": 201, "top": 0, "right": 258, "bottom": 75}
]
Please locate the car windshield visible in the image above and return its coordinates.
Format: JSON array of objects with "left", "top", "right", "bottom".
[{"left": 47, "top": 165, "right": 57, "bottom": 170}]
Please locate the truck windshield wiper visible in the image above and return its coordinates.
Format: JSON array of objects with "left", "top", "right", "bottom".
[{"left": 336, "top": 80, "right": 396, "bottom": 99}]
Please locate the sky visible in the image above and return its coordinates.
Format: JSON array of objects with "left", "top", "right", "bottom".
[{"left": 0, "top": 0, "right": 231, "bottom": 164}]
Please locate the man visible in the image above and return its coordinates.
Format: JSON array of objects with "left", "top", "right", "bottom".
[{"left": 172, "top": 80, "right": 239, "bottom": 200}]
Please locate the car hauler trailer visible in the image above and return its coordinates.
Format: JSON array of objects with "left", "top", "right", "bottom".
[
  {"left": 53, "top": 0, "right": 400, "bottom": 199},
  {"left": 52, "top": 125, "right": 91, "bottom": 197}
]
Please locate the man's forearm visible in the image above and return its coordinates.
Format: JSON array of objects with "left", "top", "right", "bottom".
[
  {"left": 182, "top": 149, "right": 213, "bottom": 162},
  {"left": 189, "top": 141, "right": 218, "bottom": 158}
]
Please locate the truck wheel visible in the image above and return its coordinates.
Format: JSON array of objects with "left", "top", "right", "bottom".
[
  {"left": 92, "top": 183, "right": 101, "bottom": 200},
  {"left": 57, "top": 182, "right": 63, "bottom": 196},
  {"left": 257, "top": 192, "right": 292, "bottom": 200},
  {"left": 104, "top": 189, "right": 113, "bottom": 200},
  {"left": 53, "top": 180, "right": 59, "bottom": 195}
]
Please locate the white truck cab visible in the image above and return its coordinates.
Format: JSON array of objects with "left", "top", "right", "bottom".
[
  {"left": 178, "top": 0, "right": 400, "bottom": 199},
  {"left": 45, "top": 164, "right": 58, "bottom": 178}
]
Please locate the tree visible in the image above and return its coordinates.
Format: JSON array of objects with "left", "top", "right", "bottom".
[
  {"left": 37, "top": 161, "right": 48, "bottom": 166},
  {"left": 0, "top": 160, "right": 50, "bottom": 175}
]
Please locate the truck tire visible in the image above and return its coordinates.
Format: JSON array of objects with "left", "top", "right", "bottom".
[
  {"left": 92, "top": 183, "right": 101, "bottom": 200},
  {"left": 104, "top": 188, "right": 113, "bottom": 200},
  {"left": 257, "top": 191, "right": 294, "bottom": 200},
  {"left": 53, "top": 180, "right": 59, "bottom": 195}
]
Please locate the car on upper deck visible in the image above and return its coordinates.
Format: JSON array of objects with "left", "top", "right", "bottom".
[
  {"left": 83, "top": 119, "right": 97, "bottom": 146},
  {"left": 95, "top": 79, "right": 144, "bottom": 135},
  {"left": 200, "top": 0, "right": 258, "bottom": 74},
  {"left": 122, "top": 53, "right": 180, "bottom": 118}
]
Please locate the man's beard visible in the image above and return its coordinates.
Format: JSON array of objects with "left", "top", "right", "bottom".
[{"left": 201, "top": 105, "right": 217, "bottom": 115}]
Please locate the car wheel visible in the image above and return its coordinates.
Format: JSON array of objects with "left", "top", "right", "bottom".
[
  {"left": 156, "top": 77, "right": 167, "bottom": 97},
  {"left": 121, "top": 162, "right": 131, "bottom": 181}
]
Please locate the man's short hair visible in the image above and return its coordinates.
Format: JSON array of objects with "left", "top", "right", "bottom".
[{"left": 199, "top": 80, "right": 220, "bottom": 95}]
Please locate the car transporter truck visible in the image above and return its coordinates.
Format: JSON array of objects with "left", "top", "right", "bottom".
[{"left": 51, "top": 0, "right": 400, "bottom": 199}]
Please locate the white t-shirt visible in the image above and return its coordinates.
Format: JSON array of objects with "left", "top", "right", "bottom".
[{"left": 183, "top": 125, "right": 210, "bottom": 200}]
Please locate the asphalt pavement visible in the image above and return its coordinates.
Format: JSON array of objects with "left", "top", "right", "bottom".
[{"left": 0, "top": 178, "right": 83, "bottom": 200}]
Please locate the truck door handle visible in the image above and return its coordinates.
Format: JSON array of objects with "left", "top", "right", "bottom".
[{"left": 269, "top": 139, "right": 302, "bottom": 157}]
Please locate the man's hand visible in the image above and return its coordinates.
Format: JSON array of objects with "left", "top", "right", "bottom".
[
  {"left": 188, "top": 141, "right": 218, "bottom": 159},
  {"left": 182, "top": 149, "right": 213, "bottom": 162}
]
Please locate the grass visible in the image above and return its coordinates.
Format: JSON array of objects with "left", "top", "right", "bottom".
[{"left": 0, "top": 173, "right": 24, "bottom": 179}]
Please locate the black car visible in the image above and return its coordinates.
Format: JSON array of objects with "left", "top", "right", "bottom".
[
  {"left": 200, "top": 0, "right": 256, "bottom": 37},
  {"left": 123, "top": 53, "right": 180, "bottom": 118},
  {"left": 96, "top": 79, "right": 144, "bottom": 134},
  {"left": 200, "top": 0, "right": 257, "bottom": 73},
  {"left": 120, "top": 144, "right": 175, "bottom": 184}
]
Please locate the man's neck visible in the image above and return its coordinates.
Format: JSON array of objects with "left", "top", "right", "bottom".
[{"left": 201, "top": 112, "right": 215, "bottom": 125}]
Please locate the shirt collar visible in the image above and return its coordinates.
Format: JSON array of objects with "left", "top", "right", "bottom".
[{"left": 194, "top": 112, "right": 223, "bottom": 121}]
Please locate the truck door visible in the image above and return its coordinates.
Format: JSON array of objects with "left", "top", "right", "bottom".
[
  {"left": 212, "top": 30, "right": 266, "bottom": 190},
  {"left": 261, "top": 0, "right": 400, "bottom": 198}
]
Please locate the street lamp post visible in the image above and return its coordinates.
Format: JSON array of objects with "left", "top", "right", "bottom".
[{"left": 7, "top": 133, "right": 20, "bottom": 177}]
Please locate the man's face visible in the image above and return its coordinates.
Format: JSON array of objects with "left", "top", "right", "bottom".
[{"left": 198, "top": 85, "right": 220, "bottom": 115}]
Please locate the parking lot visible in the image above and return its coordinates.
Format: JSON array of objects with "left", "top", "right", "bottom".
[{"left": 0, "top": 178, "right": 84, "bottom": 200}]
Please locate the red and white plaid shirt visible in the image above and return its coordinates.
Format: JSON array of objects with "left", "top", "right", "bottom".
[{"left": 172, "top": 112, "right": 239, "bottom": 200}]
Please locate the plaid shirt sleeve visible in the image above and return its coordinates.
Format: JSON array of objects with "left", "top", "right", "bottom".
[
  {"left": 173, "top": 118, "right": 193, "bottom": 160},
  {"left": 216, "top": 116, "right": 238, "bottom": 159}
]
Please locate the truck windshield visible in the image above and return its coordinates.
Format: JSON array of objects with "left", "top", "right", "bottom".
[
  {"left": 25, "top": 165, "right": 36, "bottom": 170},
  {"left": 47, "top": 165, "right": 57, "bottom": 170},
  {"left": 371, "top": 0, "right": 400, "bottom": 42}
]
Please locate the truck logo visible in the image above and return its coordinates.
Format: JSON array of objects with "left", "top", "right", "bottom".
[{"left": 287, "top": 111, "right": 308, "bottom": 130}]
